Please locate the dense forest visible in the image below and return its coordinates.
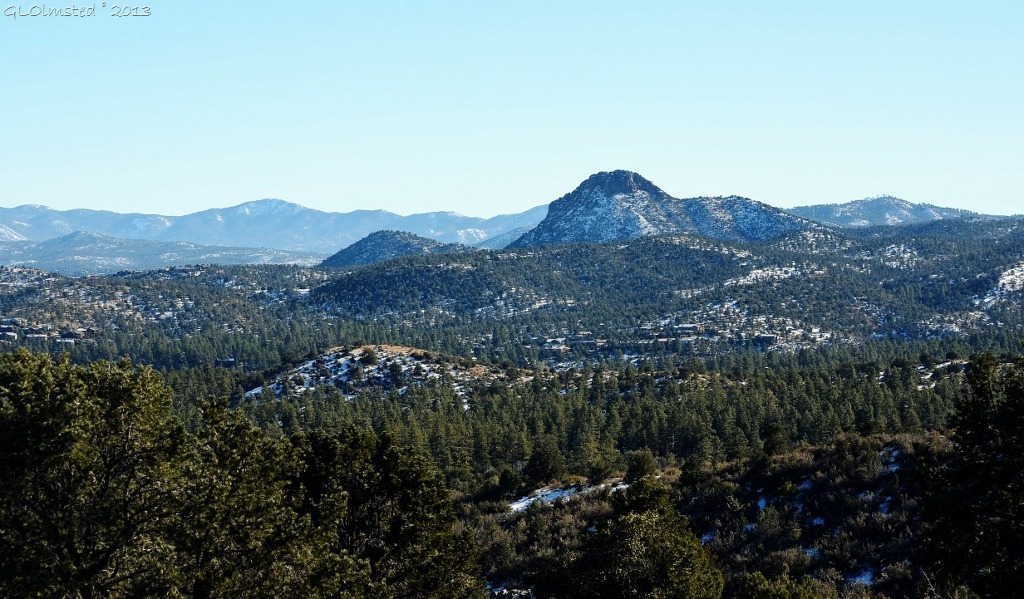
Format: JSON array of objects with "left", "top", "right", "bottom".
[
  {"left": 3, "top": 345, "right": 1023, "bottom": 597},
  {"left": 2, "top": 221, "right": 1024, "bottom": 597},
  {"left": 0, "top": 351, "right": 484, "bottom": 598}
]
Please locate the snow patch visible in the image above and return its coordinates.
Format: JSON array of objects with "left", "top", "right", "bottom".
[
  {"left": 880, "top": 446, "right": 901, "bottom": 473},
  {"left": 978, "top": 261, "right": 1024, "bottom": 306},
  {"left": 509, "top": 481, "right": 628, "bottom": 512},
  {"left": 848, "top": 569, "right": 875, "bottom": 586}
]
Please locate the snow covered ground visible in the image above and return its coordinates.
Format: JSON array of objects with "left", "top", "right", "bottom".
[
  {"left": 509, "top": 481, "right": 629, "bottom": 512},
  {"left": 246, "top": 344, "right": 512, "bottom": 401},
  {"left": 978, "top": 261, "right": 1024, "bottom": 306}
]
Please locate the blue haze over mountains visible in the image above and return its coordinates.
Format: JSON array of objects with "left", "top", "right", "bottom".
[
  {"left": 786, "top": 196, "right": 988, "bottom": 228},
  {"left": 0, "top": 201, "right": 549, "bottom": 254},
  {"left": 0, "top": 170, "right": 1008, "bottom": 274}
]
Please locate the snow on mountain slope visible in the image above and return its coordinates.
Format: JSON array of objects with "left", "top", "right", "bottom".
[
  {"left": 0, "top": 200, "right": 547, "bottom": 255},
  {"left": 0, "top": 231, "right": 320, "bottom": 276},
  {"left": 508, "top": 171, "right": 681, "bottom": 247},
  {"left": 683, "top": 195, "right": 812, "bottom": 242},
  {"left": 509, "top": 170, "right": 815, "bottom": 248},
  {"left": 977, "top": 261, "right": 1024, "bottom": 307},
  {"left": 788, "top": 196, "right": 984, "bottom": 228},
  {"left": 0, "top": 225, "right": 28, "bottom": 242}
]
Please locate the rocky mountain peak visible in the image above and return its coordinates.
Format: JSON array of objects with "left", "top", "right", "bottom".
[
  {"left": 507, "top": 171, "right": 678, "bottom": 248},
  {"left": 508, "top": 171, "right": 813, "bottom": 248},
  {"left": 574, "top": 170, "right": 663, "bottom": 198}
]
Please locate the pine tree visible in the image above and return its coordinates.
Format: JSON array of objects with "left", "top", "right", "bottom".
[
  {"left": 172, "top": 396, "right": 339, "bottom": 598},
  {"left": 923, "top": 352, "right": 1024, "bottom": 596},
  {"left": 0, "top": 350, "right": 187, "bottom": 597},
  {"left": 295, "top": 428, "right": 487, "bottom": 599},
  {"left": 568, "top": 479, "right": 724, "bottom": 599}
]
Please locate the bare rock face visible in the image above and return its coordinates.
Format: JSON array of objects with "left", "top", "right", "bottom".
[{"left": 509, "top": 170, "right": 814, "bottom": 248}]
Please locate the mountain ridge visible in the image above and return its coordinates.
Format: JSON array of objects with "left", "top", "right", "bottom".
[
  {"left": 320, "top": 230, "right": 471, "bottom": 268},
  {"left": 0, "top": 231, "right": 320, "bottom": 276},
  {"left": 2, "top": 175, "right": 1001, "bottom": 274},
  {"left": 0, "top": 201, "right": 547, "bottom": 254},
  {"left": 786, "top": 196, "right": 991, "bottom": 227},
  {"left": 509, "top": 170, "right": 816, "bottom": 247}
]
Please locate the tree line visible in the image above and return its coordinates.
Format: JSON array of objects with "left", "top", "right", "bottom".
[{"left": 0, "top": 350, "right": 483, "bottom": 598}]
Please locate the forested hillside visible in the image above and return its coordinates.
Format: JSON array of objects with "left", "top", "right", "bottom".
[{"left": 1, "top": 217, "right": 1023, "bottom": 597}]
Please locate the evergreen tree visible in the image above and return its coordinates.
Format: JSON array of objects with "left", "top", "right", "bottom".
[
  {"left": 172, "top": 396, "right": 336, "bottom": 598},
  {"left": 295, "top": 428, "right": 487, "bottom": 599},
  {"left": 624, "top": 448, "right": 658, "bottom": 483},
  {"left": 923, "top": 352, "right": 1024, "bottom": 596},
  {"left": 0, "top": 350, "right": 187, "bottom": 597},
  {"left": 569, "top": 479, "right": 723, "bottom": 599},
  {"left": 524, "top": 435, "right": 567, "bottom": 485}
]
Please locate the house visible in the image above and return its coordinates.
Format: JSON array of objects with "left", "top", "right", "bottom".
[{"left": 675, "top": 324, "right": 704, "bottom": 336}]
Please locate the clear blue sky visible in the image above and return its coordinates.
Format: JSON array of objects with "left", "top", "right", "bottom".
[{"left": 2, "top": 1, "right": 1021, "bottom": 216}]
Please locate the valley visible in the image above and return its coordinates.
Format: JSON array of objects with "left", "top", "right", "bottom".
[{"left": 1, "top": 173, "right": 1022, "bottom": 598}]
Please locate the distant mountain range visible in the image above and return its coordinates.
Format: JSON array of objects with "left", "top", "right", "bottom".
[
  {"left": 786, "top": 196, "right": 987, "bottom": 228},
  {"left": 0, "top": 173, "right": 1001, "bottom": 274},
  {"left": 0, "top": 201, "right": 548, "bottom": 254},
  {"left": 0, "top": 232, "right": 320, "bottom": 276},
  {"left": 320, "top": 231, "right": 469, "bottom": 268}
]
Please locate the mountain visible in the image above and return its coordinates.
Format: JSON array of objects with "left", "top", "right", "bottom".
[
  {"left": 681, "top": 195, "right": 818, "bottom": 242},
  {"left": 390, "top": 205, "right": 548, "bottom": 246},
  {"left": 0, "top": 201, "right": 547, "bottom": 254},
  {"left": 473, "top": 226, "right": 535, "bottom": 249},
  {"left": 320, "top": 230, "right": 471, "bottom": 268},
  {"left": 508, "top": 170, "right": 815, "bottom": 248},
  {"left": 0, "top": 231, "right": 320, "bottom": 276},
  {"left": 4, "top": 215, "right": 1024, "bottom": 369},
  {"left": 786, "top": 196, "right": 984, "bottom": 227},
  {"left": 312, "top": 216, "right": 1024, "bottom": 349},
  {"left": 0, "top": 204, "right": 177, "bottom": 242},
  {"left": 0, "top": 224, "right": 29, "bottom": 242}
]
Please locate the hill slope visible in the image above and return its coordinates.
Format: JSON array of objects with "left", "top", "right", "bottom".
[
  {"left": 787, "top": 196, "right": 984, "bottom": 227},
  {"left": 320, "top": 230, "right": 471, "bottom": 268},
  {"left": 509, "top": 170, "right": 814, "bottom": 247}
]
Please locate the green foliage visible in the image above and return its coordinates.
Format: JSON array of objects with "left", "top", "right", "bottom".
[
  {"left": 5, "top": 219, "right": 1024, "bottom": 598},
  {"left": 624, "top": 448, "right": 658, "bottom": 483},
  {"left": 295, "top": 428, "right": 486, "bottom": 599},
  {"left": 573, "top": 480, "right": 723, "bottom": 599},
  {"left": 172, "top": 396, "right": 344, "bottom": 598},
  {"left": 729, "top": 568, "right": 825, "bottom": 599},
  {"left": 0, "top": 349, "right": 187, "bottom": 597},
  {"left": 360, "top": 347, "right": 379, "bottom": 366},
  {"left": 0, "top": 349, "right": 486, "bottom": 598},
  {"left": 761, "top": 421, "right": 790, "bottom": 457},
  {"left": 674, "top": 433, "right": 941, "bottom": 598},
  {"left": 525, "top": 435, "right": 567, "bottom": 486},
  {"left": 922, "top": 352, "right": 1024, "bottom": 597}
]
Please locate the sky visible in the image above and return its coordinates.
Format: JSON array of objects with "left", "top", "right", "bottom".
[{"left": 1, "top": 1, "right": 1021, "bottom": 217}]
